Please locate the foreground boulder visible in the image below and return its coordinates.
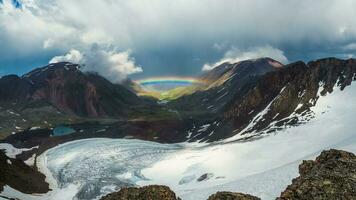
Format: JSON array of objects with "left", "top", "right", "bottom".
[
  {"left": 100, "top": 185, "right": 180, "bottom": 200},
  {"left": 278, "top": 149, "right": 356, "bottom": 200},
  {"left": 208, "top": 191, "right": 260, "bottom": 200}
]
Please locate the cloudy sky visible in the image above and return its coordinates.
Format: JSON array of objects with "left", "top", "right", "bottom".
[{"left": 1, "top": 0, "right": 356, "bottom": 82}]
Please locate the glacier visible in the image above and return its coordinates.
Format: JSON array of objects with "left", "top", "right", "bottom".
[
  {"left": 1, "top": 83, "right": 356, "bottom": 200},
  {"left": 38, "top": 139, "right": 183, "bottom": 200}
]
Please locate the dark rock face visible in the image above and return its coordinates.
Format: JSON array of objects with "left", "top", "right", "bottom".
[
  {"left": 0, "top": 75, "right": 33, "bottom": 101},
  {"left": 278, "top": 149, "right": 356, "bottom": 200},
  {"left": 0, "top": 62, "right": 143, "bottom": 118},
  {"left": 0, "top": 150, "right": 49, "bottom": 194},
  {"left": 185, "top": 58, "right": 356, "bottom": 142},
  {"left": 168, "top": 58, "right": 283, "bottom": 142},
  {"left": 197, "top": 173, "right": 214, "bottom": 182},
  {"left": 208, "top": 191, "right": 261, "bottom": 200},
  {"left": 223, "top": 58, "right": 356, "bottom": 139},
  {"left": 100, "top": 185, "right": 180, "bottom": 200}
]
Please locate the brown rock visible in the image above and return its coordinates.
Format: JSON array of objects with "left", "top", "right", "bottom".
[
  {"left": 277, "top": 149, "right": 356, "bottom": 200},
  {"left": 100, "top": 185, "right": 180, "bottom": 200},
  {"left": 208, "top": 191, "right": 260, "bottom": 200}
]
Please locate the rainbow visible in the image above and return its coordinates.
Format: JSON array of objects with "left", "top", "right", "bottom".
[{"left": 135, "top": 76, "right": 206, "bottom": 86}]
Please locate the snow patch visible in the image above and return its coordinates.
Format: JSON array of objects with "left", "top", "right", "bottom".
[
  {"left": 215, "top": 91, "right": 228, "bottom": 101},
  {"left": 30, "top": 126, "right": 41, "bottom": 130},
  {"left": 25, "top": 153, "right": 36, "bottom": 166},
  {"left": 95, "top": 129, "right": 106, "bottom": 133},
  {"left": 186, "top": 131, "right": 193, "bottom": 139},
  {"left": 198, "top": 124, "right": 211, "bottom": 133},
  {"left": 0, "top": 143, "right": 38, "bottom": 159}
]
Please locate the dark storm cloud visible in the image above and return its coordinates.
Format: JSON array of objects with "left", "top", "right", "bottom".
[{"left": 0, "top": 0, "right": 356, "bottom": 79}]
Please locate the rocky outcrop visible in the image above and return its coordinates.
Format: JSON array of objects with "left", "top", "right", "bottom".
[
  {"left": 208, "top": 149, "right": 356, "bottom": 200},
  {"left": 278, "top": 149, "right": 356, "bottom": 200},
  {"left": 0, "top": 150, "right": 49, "bottom": 194},
  {"left": 208, "top": 191, "right": 260, "bottom": 200},
  {"left": 100, "top": 188, "right": 260, "bottom": 200},
  {"left": 100, "top": 185, "right": 180, "bottom": 200}
]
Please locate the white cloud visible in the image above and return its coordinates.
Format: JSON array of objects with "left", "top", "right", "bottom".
[
  {"left": 0, "top": 0, "right": 78, "bottom": 58},
  {"left": 49, "top": 47, "right": 142, "bottom": 83},
  {"left": 50, "top": 49, "right": 83, "bottom": 64},
  {"left": 1, "top": 0, "right": 356, "bottom": 73},
  {"left": 2, "top": 0, "right": 356, "bottom": 52},
  {"left": 202, "top": 46, "right": 289, "bottom": 71}
]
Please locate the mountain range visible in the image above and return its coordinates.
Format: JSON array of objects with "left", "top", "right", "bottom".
[
  {"left": 0, "top": 57, "right": 355, "bottom": 144},
  {"left": 1, "top": 57, "right": 356, "bottom": 200}
]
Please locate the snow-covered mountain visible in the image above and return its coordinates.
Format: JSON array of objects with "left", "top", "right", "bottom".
[{"left": 182, "top": 58, "right": 356, "bottom": 142}]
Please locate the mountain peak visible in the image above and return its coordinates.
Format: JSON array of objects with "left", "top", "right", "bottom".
[
  {"left": 1, "top": 62, "right": 143, "bottom": 118},
  {"left": 258, "top": 57, "right": 284, "bottom": 68},
  {"left": 22, "top": 62, "right": 80, "bottom": 79}
]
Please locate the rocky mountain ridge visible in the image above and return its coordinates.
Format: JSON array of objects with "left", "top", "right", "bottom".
[
  {"left": 1, "top": 57, "right": 355, "bottom": 143},
  {"left": 168, "top": 57, "right": 283, "bottom": 115},
  {"left": 182, "top": 57, "right": 356, "bottom": 142},
  {"left": 0, "top": 62, "right": 143, "bottom": 118}
]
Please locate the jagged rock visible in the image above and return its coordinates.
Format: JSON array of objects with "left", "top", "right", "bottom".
[
  {"left": 0, "top": 150, "right": 49, "bottom": 194},
  {"left": 100, "top": 185, "right": 180, "bottom": 200},
  {"left": 207, "top": 191, "right": 260, "bottom": 200},
  {"left": 278, "top": 149, "right": 356, "bottom": 200},
  {"left": 197, "top": 173, "right": 214, "bottom": 182}
]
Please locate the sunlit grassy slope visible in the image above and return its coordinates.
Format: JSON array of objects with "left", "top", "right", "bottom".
[{"left": 137, "top": 85, "right": 202, "bottom": 101}]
